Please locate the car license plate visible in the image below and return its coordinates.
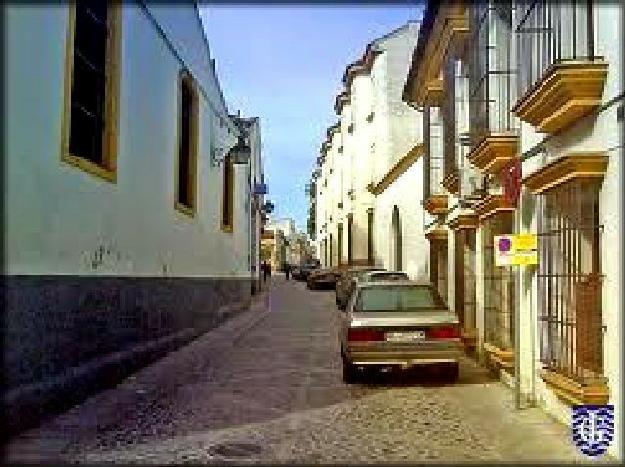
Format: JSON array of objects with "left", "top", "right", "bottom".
[{"left": 385, "top": 331, "right": 426, "bottom": 342}]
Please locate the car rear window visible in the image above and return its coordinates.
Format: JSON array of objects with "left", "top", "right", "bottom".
[
  {"left": 353, "top": 269, "right": 384, "bottom": 280},
  {"left": 356, "top": 286, "right": 442, "bottom": 311},
  {"left": 367, "top": 272, "right": 409, "bottom": 281}
]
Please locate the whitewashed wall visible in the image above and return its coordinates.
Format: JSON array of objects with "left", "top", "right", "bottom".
[
  {"left": 370, "top": 22, "right": 424, "bottom": 273},
  {"left": 375, "top": 159, "right": 429, "bottom": 280},
  {"left": 5, "top": 4, "right": 251, "bottom": 278},
  {"left": 516, "top": 3, "right": 623, "bottom": 460}
]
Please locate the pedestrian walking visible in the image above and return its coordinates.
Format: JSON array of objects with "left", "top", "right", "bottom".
[
  {"left": 285, "top": 263, "right": 291, "bottom": 280},
  {"left": 262, "top": 261, "right": 268, "bottom": 283}
]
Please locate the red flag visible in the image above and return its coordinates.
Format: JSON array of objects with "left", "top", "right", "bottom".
[{"left": 502, "top": 158, "right": 521, "bottom": 207}]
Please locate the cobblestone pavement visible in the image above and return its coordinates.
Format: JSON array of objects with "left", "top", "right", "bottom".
[{"left": 4, "top": 276, "right": 613, "bottom": 464}]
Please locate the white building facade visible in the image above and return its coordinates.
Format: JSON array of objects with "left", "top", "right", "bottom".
[
  {"left": 313, "top": 22, "right": 428, "bottom": 278},
  {"left": 403, "top": 1, "right": 623, "bottom": 459},
  {"left": 3, "top": 2, "right": 263, "bottom": 434}
]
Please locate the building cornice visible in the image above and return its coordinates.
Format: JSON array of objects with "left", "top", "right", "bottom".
[
  {"left": 368, "top": 144, "right": 425, "bottom": 196},
  {"left": 522, "top": 152, "right": 608, "bottom": 195},
  {"left": 334, "top": 89, "right": 352, "bottom": 115},
  {"left": 402, "top": 1, "right": 468, "bottom": 106}
]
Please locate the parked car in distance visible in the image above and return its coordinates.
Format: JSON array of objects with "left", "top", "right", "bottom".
[
  {"left": 294, "top": 262, "right": 319, "bottom": 281},
  {"left": 338, "top": 281, "right": 462, "bottom": 383},
  {"left": 307, "top": 268, "right": 341, "bottom": 290},
  {"left": 335, "top": 266, "right": 385, "bottom": 310},
  {"left": 360, "top": 271, "right": 409, "bottom": 283}
]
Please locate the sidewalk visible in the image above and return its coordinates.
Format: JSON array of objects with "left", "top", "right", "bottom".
[{"left": 4, "top": 284, "right": 273, "bottom": 463}]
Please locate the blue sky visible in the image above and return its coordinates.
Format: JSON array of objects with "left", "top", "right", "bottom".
[{"left": 200, "top": 4, "right": 424, "bottom": 231}]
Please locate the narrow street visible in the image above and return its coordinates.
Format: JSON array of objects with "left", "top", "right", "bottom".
[{"left": 5, "top": 276, "right": 595, "bottom": 464}]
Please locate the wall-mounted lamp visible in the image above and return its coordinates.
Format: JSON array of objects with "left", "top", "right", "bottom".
[
  {"left": 210, "top": 135, "right": 251, "bottom": 167},
  {"left": 210, "top": 147, "right": 226, "bottom": 167},
  {"left": 230, "top": 135, "right": 251, "bottom": 165},
  {"left": 262, "top": 200, "right": 275, "bottom": 214}
]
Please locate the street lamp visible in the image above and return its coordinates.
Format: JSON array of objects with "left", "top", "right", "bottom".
[
  {"left": 263, "top": 201, "right": 275, "bottom": 214},
  {"left": 229, "top": 134, "right": 251, "bottom": 165}
]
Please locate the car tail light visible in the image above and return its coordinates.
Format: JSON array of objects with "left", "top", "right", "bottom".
[
  {"left": 347, "top": 328, "right": 385, "bottom": 342},
  {"left": 426, "top": 326, "right": 460, "bottom": 339}
]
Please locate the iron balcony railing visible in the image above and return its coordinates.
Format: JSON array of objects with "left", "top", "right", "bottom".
[
  {"left": 423, "top": 105, "right": 446, "bottom": 199},
  {"left": 515, "top": 0, "right": 599, "bottom": 103},
  {"left": 468, "top": 1, "right": 518, "bottom": 148},
  {"left": 537, "top": 179, "right": 604, "bottom": 383}
]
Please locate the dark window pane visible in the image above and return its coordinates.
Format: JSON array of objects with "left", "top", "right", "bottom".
[
  {"left": 223, "top": 156, "right": 232, "bottom": 226},
  {"left": 178, "top": 79, "right": 192, "bottom": 207},
  {"left": 69, "top": 1, "right": 108, "bottom": 165}
]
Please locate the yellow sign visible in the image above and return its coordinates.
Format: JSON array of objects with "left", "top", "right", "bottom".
[{"left": 494, "top": 234, "right": 538, "bottom": 266}]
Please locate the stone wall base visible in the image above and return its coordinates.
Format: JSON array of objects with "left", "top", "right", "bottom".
[{"left": 1, "top": 275, "right": 251, "bottom": 438}]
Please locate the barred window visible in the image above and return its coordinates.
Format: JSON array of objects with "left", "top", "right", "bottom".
[
  {"left": 429, "top": 239, "right": 448, "bottom": 305},
  {"left": 515, "top": 0, "right": 597, "bottom": 101},
  {"left": 483, "top": 212, "right": 515, "bottom": 352},
  {"left": 455, "top": 229, "right": 477, "bottom": 332},
  {"left": 538, "top": 180, "right": 603, "bottom": 382},
  {"left": 423, "top": 105, "right": 445, "bottom": 199},
  {"left": 442, "top": 58, "right": 458, "bottom": 182},
  {"left": 366, "top": 210, "right": 373, "bottom": 264},
  {"left": 454, "top": 57, "right": 482, "bottom": 197},
  {"left": 338, "top": 223, "right": 344, "bottom": 266},
  {"left": 468, "top": 1, "right": 517, "bottom": 147}
]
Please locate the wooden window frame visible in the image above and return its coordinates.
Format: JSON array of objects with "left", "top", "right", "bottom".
[
  {"left": 175, "top": 70, "right": 199, "bottom": 217},
  {"left": 61, "top": 3, "right": 122, "bottom": 183},
  {"left": 221, "top": 153, "right": 234, "bottom": 232}
]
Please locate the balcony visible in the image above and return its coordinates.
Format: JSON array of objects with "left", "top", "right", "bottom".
[
  {"left": 540, "top": 369, "right": 609, "bottom": 405},
  {"left": 447, "top": 212, "right": 477, "bottom": 230},
  {"left": 483, "top": 342, "right": 514, "bottom": 371},
  {"left": 475, "top": 194, "right": 515, "bottom": 221},
  {"left": 467, "top": 134, "right": 519, "bottom": 176},
  {"left": 425, "top": 227, "right": 448, "bottom": 242},
  {"left": 423, "top": 194, "right": 449, "bottom": 215},
  {"left": 512, "top": 60, "right": 608, "bottom": 134},
  {"left": 403, "top": 3, "right": 469, "bottom": 107},
  {"left": 523, "top": 152, "right": 608, "bottom": 195},
  {"left": 424, "top": 78, "right": 444, "bottom": 106}
]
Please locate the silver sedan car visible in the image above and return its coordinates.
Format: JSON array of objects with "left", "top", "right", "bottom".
[{"left": 338, "top": 280, "right": 462, "bottom": 383}]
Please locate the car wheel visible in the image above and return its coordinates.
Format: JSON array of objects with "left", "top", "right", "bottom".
[
  {"left": 443, "top": 362, "right": 459, "bottom": 382},
  {"left": 342, "top": 359, "right": 358, "bottom": 384}
]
